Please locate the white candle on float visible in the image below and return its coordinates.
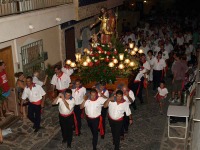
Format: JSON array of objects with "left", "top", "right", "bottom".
[
  {"left": 70, "top": 62, "right": 76, "bottom": 68},
  {"left": 129, "top": 61, "right": 135, "bottom": 67},
  {"left": 124, "top": 59, "right": 130, "bottom": 64}
]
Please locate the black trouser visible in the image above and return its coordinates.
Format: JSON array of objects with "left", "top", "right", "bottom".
[
  {"left": 87, "top": 117, "right": 100, "bottom": 150},
  {"left": 28, "top": 103, "right": 41, "bottom": 129},
  {"left": 74, "top": 105, "right": 82, "bottom": 134},
  {"left": 59, "top": 114, "right": 74, "bottom": 146},
  {"left": 132, "top": 77, "right": 144, "bottom": 104},
  {"left": 101, "top": 107, "right": 108, "bottom": 136},
  {"left": 109, "top": 119, "right": 123, "bottom": 150},
  {"left": 153, "top": 70, "right": 162, "bottom": 90}
]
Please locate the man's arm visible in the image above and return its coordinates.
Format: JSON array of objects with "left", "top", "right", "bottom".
[{"left": 104, "top": 96, "right": 114, "bottom": 108}]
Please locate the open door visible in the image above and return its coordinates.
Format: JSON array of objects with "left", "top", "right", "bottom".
[
  {"left": 0, "top": 46, "right": 15, "bottom": 88},
  {"left": 65, "top": 27, "right": 76, "bottom": 61},
  {"left": 0, "top": 46, "right": 18, "bottom": 116}
]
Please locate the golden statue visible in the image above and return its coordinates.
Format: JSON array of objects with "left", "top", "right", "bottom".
[{"left": 90, "top": 7, "right": 116, "bottom": 44}]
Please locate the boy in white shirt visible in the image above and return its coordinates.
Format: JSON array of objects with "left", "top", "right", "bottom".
[
  {"left": 154, "top": 81, "right": 168, "bottom": 114},
  {"left": 80, "top": 89, "right": 107, "bottom": 150},
  {"left": 22, "top": 76, "right": 46, "bottom": 132},
  {"left": 52, "top": 89, "right": 76, "bottom": 148}
]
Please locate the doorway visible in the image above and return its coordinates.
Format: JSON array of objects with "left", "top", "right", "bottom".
[
  {"left": 65, "top": 27, "right": 76, "bottom": 61},
  {"left": 0, "top": 46, "right": 15, "bottom": 88}
]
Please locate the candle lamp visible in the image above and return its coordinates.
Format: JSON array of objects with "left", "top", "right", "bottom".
[
  {"left": 82, "top": 61, "right": 88, "bottom": 67},
  {"left": 75, "top": 53, "right": 81, "bottom": 62},
  {"left": 118, "top": 63, "right": 125, "bottom": 69},
  {"left": 129, "top": 42, "right": 134, "bottom": 49},
  {"left": 70, "top": 62, "right": 76, "bottom": 68},
  {"left": 119, "top": 53, "right": 124, "bottom": 61},
  {"left": 66, "top": 60, "right": 71, "bottom": 65},
  {"left": 113, "top": 59, "right": 118, "bottom": 64},
  {"left": 108, "top": 62, "right": 114, "bottom": 68}
]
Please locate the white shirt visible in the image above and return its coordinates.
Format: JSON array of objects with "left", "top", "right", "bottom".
[
  {"left": 152, "top": 57, "right": 166, "bottom": 70},
  {"left": 147, "top": 56, "right": 154, "bottom": 66},
  {"left": 51, "top": 73, "right": 71, "bottom": 90},
  {"left": 98, "top": 89, "right": 109, "bottom": 98},
  {"left": 158, "top": 87, "right": 168, "bottom": 97},
  {"left": 185, "top": 47, "right": 192, "bottom": 61},
  {"left": 61, "top": 67, "right": 74, "bottom": 76},
  {"left": 72, "top": 87, "right": 86, "bottom": 105},
  {"left": 164, "top": 43, "right": 173, "bottom": 53},
  {"left": 22, "top": 84, "right": 46, "bottom": 102},
  {"left": 33, "top": 76, "right": 43, "bottom": 86},
  {"left": 123, "top": 90, "right": 135, "bottom": 105},
  {"left": 177, "top": 37, "right": 184, "bottom": 46},
  {"left": 108, "top": 101, "right": 131, "bottom": 120},
  {"left": 56, "top": 98, "right": 75, "bottom": 115},
  {"left": 154, "top": 46, "right": 161, "bottom": 56},
  {"left": 140, "top": 61, "right": 151, "bottom": 78},
  {"left": 84, "top": 97, "right": 107, "bottom": 118}
]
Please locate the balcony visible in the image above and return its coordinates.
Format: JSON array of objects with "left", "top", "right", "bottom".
[{"left": 0, "top": 0, "right": 73, "bottom": 17}]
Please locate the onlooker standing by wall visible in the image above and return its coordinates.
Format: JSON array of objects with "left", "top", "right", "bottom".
[
  {"left": 171, "top": 53, "right": 188, "bottom": 102},
  {"left": 0, "top": 61, "right": 13, "bottom": 116}
]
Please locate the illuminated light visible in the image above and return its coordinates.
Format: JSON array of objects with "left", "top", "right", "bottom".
[
  {"left": 119, "top": 53, "right": 124, "bottom": 61},
  {"left": 134, "top": 47, "right": 138, "bottom": 52},
  {"left": 66, "top": 60, "right": 71, "bottom": 65},
  {"left": 70, "top": 62, "right": 76, "bottom": 68},
  {"left": 113, "top": 59, "right": 118, "bottom": 64},
  {"left": 118, "top": 63, "right": 125, "bottom": 69},
  {"left": 129, "top": 61, "right": 135, "bottom": 67},
  {"left": 108, "top": 62, "right": 114, "bottom": 68},
  {"left": 130, "top": 50, "right": 136, "bottom": 55},
  {"left": 86, "top": 57, "right": 91, "bottom": 63},
  {"left": 124, "top": 59, "right": 130, "bottom": 64},
  {"left": 138, "top": 49, "right": 143, "bottom": 54},
  {"left": 129, "top": 42, "right": 134, "bottom": 49},
  {"left": 82, "top": 61, "right": 88, "bottom": 66}
]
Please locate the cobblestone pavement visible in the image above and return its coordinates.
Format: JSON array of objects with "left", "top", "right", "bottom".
[{"left": 0, "top": 79, "right": 187, "bottom": 150}]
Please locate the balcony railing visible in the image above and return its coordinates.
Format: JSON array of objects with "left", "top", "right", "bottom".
[{"left": 0, "top": 0, "right": 73, "bottom": 17}]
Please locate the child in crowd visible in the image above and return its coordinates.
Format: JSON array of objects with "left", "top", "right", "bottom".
[{"left": 154, "top": 81, "right": 168, "bottom": 114}]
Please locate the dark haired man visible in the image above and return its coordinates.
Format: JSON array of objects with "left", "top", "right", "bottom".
[
  {"left": 22, "top": 76, "right": 46, "bottom": 132},
  {"left": 80, "top": 89, "right": 106, "bottom": 150},
  {"left": 52, "top": 89, "right": 76, "bottom": 148},
  {"left": 51, "top": 65, "right": 71, "bottom": 93},
  {"left": 104, "top": 90, "right": 133, "bottom": 150}
]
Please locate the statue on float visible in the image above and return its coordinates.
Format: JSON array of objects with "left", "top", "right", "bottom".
[{"left": 90, "top": 7, "right": 116, "bottom": 44}]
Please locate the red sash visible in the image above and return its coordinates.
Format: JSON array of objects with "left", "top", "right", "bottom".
[
  {"left": 108, "top": 114, "right": 123, "bottom": 121},
  {"left": 58, "top": 89, "right": 67, "bottom": 93},
  {"left": 31, "top": 100, "right": 42, "bottom": 105},
  {"left": 134, "top": 80, "right": 140, "bottom": 96},
  {"left": 155, "top": 94, "right": 165, "bottom": 102}
]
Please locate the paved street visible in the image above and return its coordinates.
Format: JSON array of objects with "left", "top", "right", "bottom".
[{"left": 0, "top": 79, "right": 187, "bottom": 150}]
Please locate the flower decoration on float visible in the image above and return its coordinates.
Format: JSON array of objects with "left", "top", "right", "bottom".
[{"left": 66, "top": 38, "right": 142, "bottom": 84}]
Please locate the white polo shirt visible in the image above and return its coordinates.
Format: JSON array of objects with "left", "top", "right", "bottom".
[
  {"left": 33, "top": 76, "right": 43, "bottom": 86},
  {"left": 108, "top": 101, "right": 131, "bottom": 120},
  {"left": 51, "top": 73, "right": 71, "bottom": 91},
  {"left": 61, "top": 67, "right": 74, "bottom": 76},
  {"left": 98, "top": 89, "right": 109, "bottom": 98},
  {"left": 123, "top": 90, "right": 135, "bottom": 105},
  {"left": 22, "top": 84, "right": 46, "bottom": 102},
  {"left": 84, "top": 97, "right": 107, "bottom": 118},
  {"left": 56, "top": 97, "right": 75, "bottom": 115},
  {"left": 72, "top": 87, "right": 86, "bottom": 105},
  {"left": 147, "top": 56, "right": 154, "bottom": 66},
  {"left": 152, "top": 57, "right": 166, "bottom": 70},
  {"left": 158, "top": 87, "right": 168, "bottom": 97}
]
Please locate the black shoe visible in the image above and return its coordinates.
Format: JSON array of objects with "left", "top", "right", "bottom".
[
  {"left": 101, "top": 135, "right": 104, "bottom": 139},
  {"left": 34, "top": 128, "right": 39, "bottom": 132},
  {"left": 32, "top": 125, "right": 36, "bottom": 129},
  {"left": 67, "top": 144, "right": 71, "bottom": 148},
  {"left": 62, "top": 140, "right": 67, "bottom": 144}
]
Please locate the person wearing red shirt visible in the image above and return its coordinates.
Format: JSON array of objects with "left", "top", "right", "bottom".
[{"left": 0, "top": 61, "right": 13, "bottom": 118}]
